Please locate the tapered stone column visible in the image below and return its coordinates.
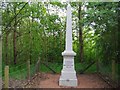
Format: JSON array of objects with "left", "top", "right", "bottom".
[{"left": 59, "top": 1, "right": 78, "bottom": 87}]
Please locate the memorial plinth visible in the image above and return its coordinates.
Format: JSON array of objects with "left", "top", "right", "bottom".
[{"left": 59, "top": 2, "right": 78, "bottom": 87}]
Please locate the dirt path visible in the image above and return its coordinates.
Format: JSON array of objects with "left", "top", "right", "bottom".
[{"left": 25, "top": 73, "right": 110, "bottom": 88}]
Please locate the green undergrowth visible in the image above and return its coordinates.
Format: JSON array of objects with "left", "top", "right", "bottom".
[{"left": 1, "top": 62, "right": 97, "bottom": 80}]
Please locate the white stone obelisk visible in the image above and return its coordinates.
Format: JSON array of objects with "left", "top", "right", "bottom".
[{"left": 59, "top": 1, "right": 78, "bottom": 87}]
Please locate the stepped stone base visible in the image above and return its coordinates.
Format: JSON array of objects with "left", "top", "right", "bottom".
[{"left": 59, "top": 76, "right": 77, "bottom": 87}]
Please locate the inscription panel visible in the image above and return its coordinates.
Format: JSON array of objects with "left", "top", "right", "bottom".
[{"left": 65, "top": 61, "right": 73, "bottom": 68}]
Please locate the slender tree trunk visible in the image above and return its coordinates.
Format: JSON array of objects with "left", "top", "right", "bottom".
[
  {"left": 78, "top": 3, "right": 83, "bottom": 62},
  {"left": 5, "top": 5, "right": 9, "bottom": 65},
  {"left": 13, "top": 23, "right": 17, "bottom": 64},
  {"left": 111, "top": 2, "right": 120, "bottom": 81},
  {"left": 60, "top": 30, "right": 62, "bottom": 60},
  {"left": 45, "top": 2, "right": 49, "bottom": 62},
  {"left": 29, "top": 16, "right": 33, "bottom": 64},
  {"left": 96, "top": 59, "right": 100, "bottom": 73},
  {"left": 118, "top": 2, "right": 120, "bottom": 62},
  {"left": 63, "top": 21, "right": 66, "bottom": 51},
  {"left": 5, "top": 31, "right": 9, "bottom": 65},
  {"left": 117, "top": 1, "right": 120, "bottom": 84},
  {"left": 112, "top": 59, "right": 115, "bottom": 80},
  {"left": 13, "top": 5, "right": 17, "bottom": 65}
]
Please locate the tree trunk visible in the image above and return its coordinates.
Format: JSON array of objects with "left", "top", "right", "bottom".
[
  {"left": 96, "top": 59, "right": 100, "bottom": 73},
  {"left": 118, "top": 2, "right": 120, "bottom": 62},
  {"left": 117, "top": 1, "right": 120, "bottom": 84},
  {"left": 5, "top": 32, "right": 9, "bottom": 65},
  {"left": 5, "top": 4, "right": 9, "bottom": 65},
  {"left": 29, "top": 16, "right": 33, "bottom": 64},
  {"left": 13, "top": 5, "right": 17, "bottom": 65},
  {"left": 78, "top": 3, "right": 83, "bottom": 62},
  {"left": 60, "top": 30, "right": 63, "bottom": 61},
  {"left": 112, "top": 60, "right": 115, "bottom": 80}
]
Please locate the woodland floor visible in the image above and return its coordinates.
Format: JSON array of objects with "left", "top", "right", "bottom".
[{"left": 9, "top": 73, "right": 111, "bottom": 88}]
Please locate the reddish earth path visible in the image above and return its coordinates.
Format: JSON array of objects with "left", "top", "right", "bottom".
[{"left": 26, "top": 73, "right": 110, "bottom": 88}]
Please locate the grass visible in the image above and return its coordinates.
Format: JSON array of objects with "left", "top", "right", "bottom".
[
  {"left": 99, "top": 63, "right": 120, "bottom": 82},
  {"left": 9, "top": 63, "right": 60, "bottom": 79},
  {"left": 75, "top": 62, "right": 97, "bottom": 73},
  {"left": 40, "top": 62, "right": 97, "bottom": 74},
  {"left": 1, "top": 62, "right": 62, "bottom": 80},
  {"left": 1, "top": 62, "right": 97, "bottom": 80},
  {"left": 2, "top": 61, "right": 119, "bottom": 81},
  {"left": 35, "top": 63, "right": 63, "bottom": 73}
]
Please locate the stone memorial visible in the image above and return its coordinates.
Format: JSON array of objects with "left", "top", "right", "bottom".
[{"left": 59, "top": 1, "right": 78, "bottom": 87}]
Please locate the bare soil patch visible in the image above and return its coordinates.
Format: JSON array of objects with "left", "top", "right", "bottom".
[{"left": 24, "top": 73, "right": 111, "bottom": 88}]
